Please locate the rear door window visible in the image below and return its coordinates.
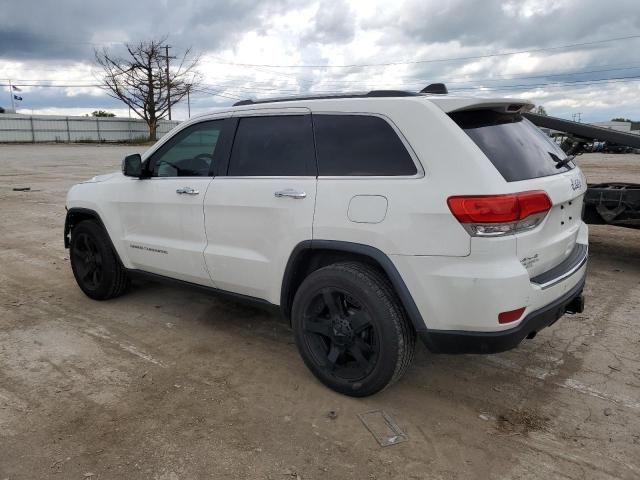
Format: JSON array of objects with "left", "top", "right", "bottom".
[
  {"left": 228, "top": 115, "right": 315, "bottom": 176},
  {"left": 449, "top": 110, "right": 574, "bottom": 182},
  {"left": 313, "top": 114, "right": 417, "bottom": 176}
]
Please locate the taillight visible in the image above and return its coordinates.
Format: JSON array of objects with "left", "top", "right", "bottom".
[{"left": 447, "top": 191, "right": 551, "bottom": 237}]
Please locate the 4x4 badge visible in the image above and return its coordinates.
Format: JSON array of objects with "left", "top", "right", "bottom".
[{"left": 570, "top": 177, "right": 582, "bottom": 191}]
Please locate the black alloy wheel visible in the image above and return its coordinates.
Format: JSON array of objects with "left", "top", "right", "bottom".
[
  {"left": 69, "top": 220, "right": 128, "bottom": 300},
  {"left": 71, "top": 232, "right": 104, "bottom": 291},
  {"left": 301, "top": 288, "right": 378, "bottom": 381},
  {"left": 292, "top": 262, "right": 416, "bottom": 397}
]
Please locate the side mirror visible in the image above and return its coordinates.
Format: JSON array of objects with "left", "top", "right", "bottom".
[{"left": 122, "top": 154, "right": 142, "bottom": 177}]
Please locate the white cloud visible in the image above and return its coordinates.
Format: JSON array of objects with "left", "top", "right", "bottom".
[{"left": 2, "top": 0, "right": 640, "bottom": 122}]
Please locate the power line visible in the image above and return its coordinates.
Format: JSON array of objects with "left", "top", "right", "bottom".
[
  {"left": 198, "top": 75, "right": 640, "bottom": 95},
  {"left": 204, "top": 33, "right": 640, "bottom": 69},
  {"left": 450, "top": 76, "right": 640, "bottom": 93},
  {"left": 0, "top": 82, "right": 245, "bottom": 101},
  {"left": 362, "top": 64, "right": 640, "bottom": 86},
  {"left": 6, "top": 61, "right": 640, "bottom": 89},
  {"left": 0, "top": 78, "right": 102, "bottom": 83},
  {"left": 189, "top": 87, "right": 243, "bottom": 100},
  {"left": 6, "top": 75, "right": 640, "bottom": 97},
  {"left": 5, "top": 68, "right": 640, "bottom": 104},
  {"left": 188, "top": 79, "right": 640, "bottom": 104},
  {"left": 200, "top": 64, "right": 640, "bottom": 91},
  {"left": 156, "top": 63, "right": 640, "bottom": 97},
  {"left": 186, "top": 60, "right": 640, "bottom": 95},
  {"left": 197, "top": 56, "right": 640, "bottom": 87},
  {"left": 0, "top": 83, "right": 101, "bottom": 88}
]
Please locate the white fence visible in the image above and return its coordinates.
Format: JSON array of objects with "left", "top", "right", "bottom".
[{"left": 0, "top": 114, "right": 180, "bottom": 143}]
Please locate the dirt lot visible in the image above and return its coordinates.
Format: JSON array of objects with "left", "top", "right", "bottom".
[{"left": 1, "top": 145, "right": 639, "bottom": 480}]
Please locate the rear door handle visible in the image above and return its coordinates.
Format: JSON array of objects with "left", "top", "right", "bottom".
[
  {"left": 274, "top": 189, "right": 306, "bottom": 199},
  {"left": 176, "top": 187, "right": 199, "bottom": 195}
]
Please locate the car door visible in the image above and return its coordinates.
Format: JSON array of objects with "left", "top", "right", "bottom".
[
  {"left": 117, "top": 119, "right": 233, "bottom": 286},
  {"left": 203, "top": 109, "right": 317, "bottom": 303}
]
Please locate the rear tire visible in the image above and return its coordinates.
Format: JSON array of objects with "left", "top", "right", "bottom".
[
  {"left": 69, "top": 220, "right": 128, "bottom": 300},
  {"left": 292, "top": 262, "right": 415, "bottom": 397}
]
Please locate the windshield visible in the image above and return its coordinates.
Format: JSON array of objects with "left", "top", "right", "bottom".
[{"left": 449, "top": 109, "right": 574, "bottom": 182}]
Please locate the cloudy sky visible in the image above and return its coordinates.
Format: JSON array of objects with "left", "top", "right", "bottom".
[{"left": 1, "top": 0, "right": 640, "bottom": 122}]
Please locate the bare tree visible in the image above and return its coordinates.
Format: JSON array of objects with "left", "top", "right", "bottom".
[{"left": 95, "top": 37, "right": 200, "bottom": 140}]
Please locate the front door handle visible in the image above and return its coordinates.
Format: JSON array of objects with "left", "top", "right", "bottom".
[
  {"left": 274, "top": 189, "right": 306, "bottom": 199},
  {"left": 176, "top": 187, "right": 199, "bottom": 195}
]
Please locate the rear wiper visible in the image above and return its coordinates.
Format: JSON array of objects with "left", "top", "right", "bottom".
[{"left": 554, "top": 154, "right": 575, "bottom": 169}]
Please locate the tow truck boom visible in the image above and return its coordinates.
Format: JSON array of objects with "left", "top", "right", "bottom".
[{"left": 524, "top": 112, "right": 640, "bottom": 229}]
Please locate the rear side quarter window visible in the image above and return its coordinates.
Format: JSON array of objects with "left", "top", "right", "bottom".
[{"left": 313, "top": 114, "right": 417, "bottom": 176}]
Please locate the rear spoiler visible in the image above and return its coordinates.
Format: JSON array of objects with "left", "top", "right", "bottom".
[{"left": 431, "top": 96, "right": 534, "bottom": 115}]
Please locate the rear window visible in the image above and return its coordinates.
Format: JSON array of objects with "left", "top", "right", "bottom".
[
  {"left": 313, "top": 114, "right": 417, "bottom": 176},
  {"left": 449, "top": 110, "right": 574, "bottom": 182}
]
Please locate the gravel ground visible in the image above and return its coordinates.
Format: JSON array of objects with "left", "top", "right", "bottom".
[{"left": 0, "top": 145, "right": 639, "bottom": 480}]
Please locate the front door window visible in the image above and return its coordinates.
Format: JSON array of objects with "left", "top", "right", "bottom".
[{"left": 149, "top": 121, "right": 224, "bottom": 177}]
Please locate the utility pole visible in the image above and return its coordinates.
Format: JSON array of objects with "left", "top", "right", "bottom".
[
  {"left": 9, "top": 79, "right": 15, "bottom": 112},
  {"left": 164, "top": 45, "right": 176, "bottom": 120},
  {"left": 187, "top": 84, "right": 191, "bottom": 118}
]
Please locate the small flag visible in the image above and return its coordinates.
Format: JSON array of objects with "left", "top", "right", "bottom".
[
  {"left": 12, "top": 85, "right": 21, "bottom": 92},
  {"left": 13, "top": 95, "right": 23, "bottom": 101}
]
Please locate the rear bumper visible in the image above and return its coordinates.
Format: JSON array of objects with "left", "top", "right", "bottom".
[
  {"left": 390, "top": 221, "right": 589, "bottom": 334},
  {"left": 419, "top": 273, "right": 585, "bottom": 354}
]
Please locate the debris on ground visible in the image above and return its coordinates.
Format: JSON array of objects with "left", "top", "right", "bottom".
[
  {"left": 496, "top": 409, "right": 549, "bottom": 435},
  {"left": 358, "top": 410, "right": 408, "bottom": 447}
]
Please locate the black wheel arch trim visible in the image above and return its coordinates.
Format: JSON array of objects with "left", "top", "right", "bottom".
[
  {"left": 64, "top": 208, "right": 124, "bottom": 267},
  {"left": 65, "top": 207, "right": 102, "bottom": 248},
  {"left": 280, "top": 240, "right": 428, "bottom": 335}
]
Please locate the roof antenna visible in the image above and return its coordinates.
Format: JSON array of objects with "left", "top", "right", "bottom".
[{"left": 420, "top": 83, "right": 448, "bottom": 94}]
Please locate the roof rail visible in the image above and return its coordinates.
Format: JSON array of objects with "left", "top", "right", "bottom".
[{"left": 232, "top": 90, "right": 421, "bottom": 107}]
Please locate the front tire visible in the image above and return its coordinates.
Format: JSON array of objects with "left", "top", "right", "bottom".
[
  {"left": 292, "top": 262, "right": 416, "bottom": 397},
  {"left": 69, "top": 220, "right": 128, "bottom": 300}
]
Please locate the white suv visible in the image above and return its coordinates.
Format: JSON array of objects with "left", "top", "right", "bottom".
[{"left": 65, "top": 90, "right": 588, "bottom": 396}]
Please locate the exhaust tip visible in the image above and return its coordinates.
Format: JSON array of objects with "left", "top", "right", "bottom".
[{"left": 565, "top": 294, "right": 585, "bottom": 314}]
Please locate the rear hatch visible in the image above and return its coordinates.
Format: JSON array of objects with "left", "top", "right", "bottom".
[{"left": 449, "top": 108, "right": 587, "bottom": 278}]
